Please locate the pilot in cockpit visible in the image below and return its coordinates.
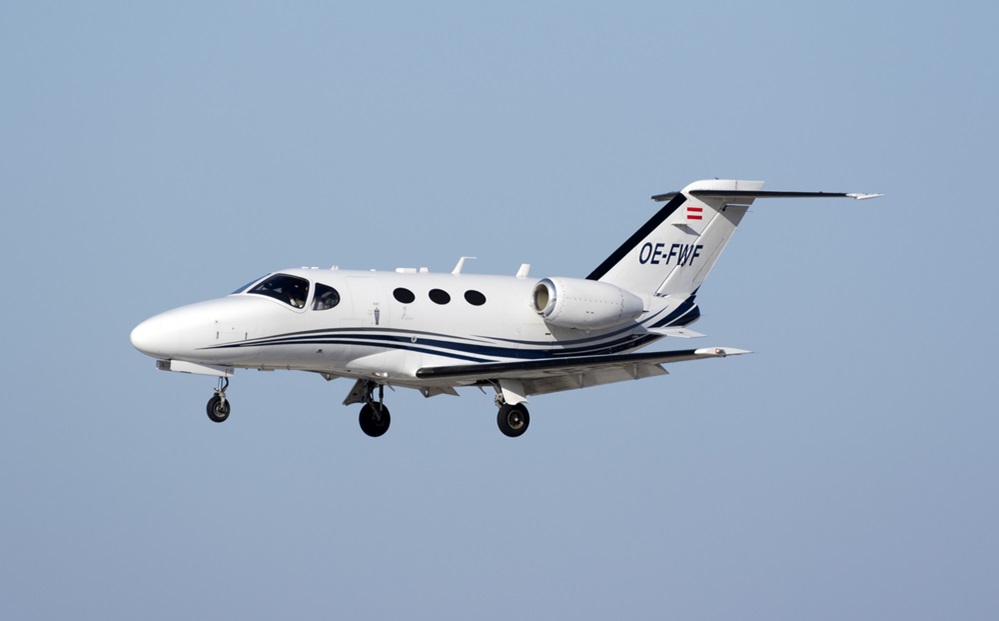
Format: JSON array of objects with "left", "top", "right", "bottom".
[
  {"left": 313, "top": 286, "right": 339, "bottom": 310},
  {"left": 288, "top": 280, "right": 307, "bottom": 309}
]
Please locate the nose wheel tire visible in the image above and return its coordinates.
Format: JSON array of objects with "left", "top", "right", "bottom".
[
  {"left": 206, "top": 394, "right": 231, "bottom": 423},
  {"left": 359, "top": 402, "right": 391, "bottom": 437},
  {"left": 497, "top": 403, "right": 530, "bottom": 437}
]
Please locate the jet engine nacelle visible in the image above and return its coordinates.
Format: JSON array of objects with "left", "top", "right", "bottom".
[{"left": 531, "top": 277, "right": 644, "bottom": 330}]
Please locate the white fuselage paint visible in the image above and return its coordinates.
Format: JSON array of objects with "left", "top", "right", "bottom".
[{"left": 130, "top": 267, "right": 686, "bottom": 390}]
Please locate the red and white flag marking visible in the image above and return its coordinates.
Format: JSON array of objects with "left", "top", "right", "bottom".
[{"left": 686, "top": 206, "right": 703, "bottom": 220}]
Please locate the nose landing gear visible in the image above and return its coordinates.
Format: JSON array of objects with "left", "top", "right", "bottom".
[
  {"left": 206, "top": 377, "right": 231, "bottom": 423},
  {"left": 349, "top": 380, "right": 391, "bottom": 437}
]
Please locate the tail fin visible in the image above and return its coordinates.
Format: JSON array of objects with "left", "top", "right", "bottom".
[
  {"left": 587, "top": 179, "right": 762, "bottom": 296},
  {"left": 587, "top": 179, "right": 880, "bottom": 297}
]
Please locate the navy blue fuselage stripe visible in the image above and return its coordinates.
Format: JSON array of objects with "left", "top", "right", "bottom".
[
  {"left": 651, "top": 295, "right": 699, "bottom": 327},
  {"left": 207, "top": 316, "right": 669, "bottom": 352},
  {"left": 231, "top": 326, "right": 495, "bottom": 344},
  {"left": 205, "top": 330, "right": 656, "bottom": 360},
  {"left": 586, "top": 193, "right": 687, "bottom": 281},
  {"left": 671, "top": 305, "right": 700, "bottom": 325},
  {"left": 201, "top": 320, "right": 670, "bottom": 363},
  {"left": 207, "top": 338, "right": 490, "bottom": 363}
]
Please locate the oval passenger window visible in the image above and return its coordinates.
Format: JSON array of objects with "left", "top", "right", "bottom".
[
  {"left": 393, "top": 288, "right": 416, "bottom": 304},
  {"left": 429, "top": 289, "right": 451, "bottom": 305},
  {"left": 464, "top": 290, "right": 486, "bottom": 306}
]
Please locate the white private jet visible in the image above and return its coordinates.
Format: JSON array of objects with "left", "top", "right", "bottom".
[{"left": 131, "top": 179, "right": 880, "bottom": 437}]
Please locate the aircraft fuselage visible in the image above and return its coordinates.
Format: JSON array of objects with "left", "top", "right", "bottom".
[{"left": 130, "top": 267, "right": 667, "bottom": 388}]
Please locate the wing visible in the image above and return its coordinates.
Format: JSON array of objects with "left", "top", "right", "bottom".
[{"left": 415, "top": 347, "right": 750, "bottom": 397}]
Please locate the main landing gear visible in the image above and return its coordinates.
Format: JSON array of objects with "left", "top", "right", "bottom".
[
  {"left": 206, "top": 377, "right": 230, "bottom": 423},
  {"left": 349, "top": 380, "right": 391, "bottom": 438},
  {"left": 359, "top": 397, "right": 391, "bottom": 438},
  {"left": 496, "top": 401, "right": 530, "bottom": 438},
  {"left": 344, "top": 379, "right": 530, "bottom": 438}
]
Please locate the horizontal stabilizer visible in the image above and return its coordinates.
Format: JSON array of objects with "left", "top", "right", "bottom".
[
  {"left": 652, "top": 189, "right": 883, "bottom": 202},
  {"left": 645, "top": 327, "right": 707, "bottom": 338}
]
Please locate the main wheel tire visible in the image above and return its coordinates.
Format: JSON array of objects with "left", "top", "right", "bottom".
[
  {"left": 206, "top": 394, "right": 231, "bottom": 423},
  {"left": 497, "top": 403, "right": 530, "bottom": 437},
  {"left": 359, "top": 403, "right": 391, "bottom": 437}
]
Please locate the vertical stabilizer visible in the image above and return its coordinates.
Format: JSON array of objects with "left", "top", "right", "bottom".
[{"left": 587, "top": 179, "right": 762, "bottom": 296}]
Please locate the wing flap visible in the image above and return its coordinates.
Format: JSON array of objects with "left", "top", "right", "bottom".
[
  {"left": 415, "top": 347, "right": 750, "bottom": 397},
  {"left": 523, "top": 362, "right": 669, "bottom": 396}
]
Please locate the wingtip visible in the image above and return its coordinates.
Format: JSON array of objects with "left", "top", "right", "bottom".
[
  {"left": 847, "top": 193, "right": 884, "bottom": 200},
  {"left": 695, "top": 347, "right": 752, "bottom": 357}
]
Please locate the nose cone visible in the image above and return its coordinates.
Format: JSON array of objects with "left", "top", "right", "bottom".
[
  {"left": 131, "top": 297, "right": 264, "bottom": 362},
  {"left": 130, "top": 314, "right": 179, "bottom": 359},
  {"left": 130, "top": 301, "right": 217, "bottom": 359}
]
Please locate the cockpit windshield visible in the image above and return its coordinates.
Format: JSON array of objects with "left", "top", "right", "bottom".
[
  {"left": 231, "top": 275, "right": 267, "bottom": 295},
  {"left": 246, "top": 273, "right": 311, "bottom": 309}
]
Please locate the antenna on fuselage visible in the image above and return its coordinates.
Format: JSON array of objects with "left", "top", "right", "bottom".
[{"left": 452, "top": 256, "right": 477, "bottom": 274}]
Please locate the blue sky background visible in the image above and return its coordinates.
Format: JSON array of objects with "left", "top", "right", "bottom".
[{"left": 2, "top": 1, "right": 997, "bottom": 618}]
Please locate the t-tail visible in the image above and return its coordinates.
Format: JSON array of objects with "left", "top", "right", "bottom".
[{"left": 587, "top": 179, "right": 881, "bottom": 299}]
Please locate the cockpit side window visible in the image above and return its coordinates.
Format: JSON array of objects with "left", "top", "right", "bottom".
[
  {"left": 247, "top": 274, "right": 311, "bottom": 309},
  {"left": 312, "top": 283, "right": 341, "bottom": 311}
]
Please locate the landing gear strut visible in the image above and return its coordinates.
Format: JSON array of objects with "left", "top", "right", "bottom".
[
  {"left": 358, "top": 382, "right": 391, "bottom": 437},
  {"left": 206, "top": 377, "right": 230, "bottom": 423}
]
